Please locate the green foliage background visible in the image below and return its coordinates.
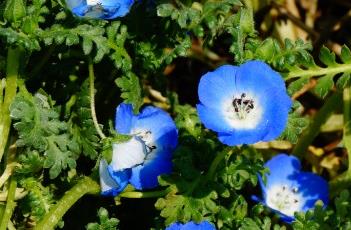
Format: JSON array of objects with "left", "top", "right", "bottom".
[{"left": 0, "top": 0, "right": 350, "bottom": 229}]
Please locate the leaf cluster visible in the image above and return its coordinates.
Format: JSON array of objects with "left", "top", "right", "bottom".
[{"left": 86, "top": 208, "right": 119, "bottom": 230}]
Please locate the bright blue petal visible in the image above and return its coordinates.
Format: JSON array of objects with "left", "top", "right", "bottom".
[
  {"left": 115, "top": 103, "right": 134, "bottom": 134},
  {"left": 165, "top": 222, "right": 182, "bottom": 230},
  {"left": 182, "top": 221, "right": 216, "bottom": 230},
  {"left": 196, "top": 104, "right": 234, "bottom": 133},
  {"left": 198, "top": 65, "right": 238, "bottom": 109},
  {"left": 263, "top": 154, "right": 301, "bottom": 189},
  {"left": 106, "top": 166, "right": 130, "bottom": 194},
  {"left": 288, "top": 172, "right": 329, "bottom": 211},
  {"left": 99, "top": 159, "right": 128, "bottom": 196},
  {"left": 69, "top": 0, "right": 134, "bottom": 19},
  {"left": 235, "top": 60, "right": 287, "bottom": 94},
  {"left": 261, "top": 92, "right": 292, "bottom": 141},
  {"left": 129, "top": 152, "right": 172, "bottom": 189},
  {"left": 166, "top": 221, "right": 216, "bottom": 230},
  {"left": 132, "top": 106, "right": 178, "bottom": 152}
]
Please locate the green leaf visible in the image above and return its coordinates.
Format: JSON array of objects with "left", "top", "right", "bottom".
[
  {"left": 115, "top": 72, "right": 143, "bottom": 114},
  {"left": 340, "top": 45, "right": 351, "bottom": 63},
  {"left": 157, "top": 4, "right": 176, "bottom": 17},
  {"left": 319, "top": 46, "right": 337, "bottom": 67},
  {"left": 43, "top": 134, "right": 78, "bottom": 179},
  {"left": 314, "top": 74, "right": 334, "bottom": 98},
  {"left": 4, "top": 0, "right": 26, "bottom": 23},
  {"left": 86, "top": 208, "right": 119, "bottom": 230},
  {"left": 279, "top": 102, "right": 309, "bottom": 144}
]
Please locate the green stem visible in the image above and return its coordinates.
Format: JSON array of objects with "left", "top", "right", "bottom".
[
  {"left": 206, "top": 148, "right": 234, "bottom": 181},
  {"left": 119, "top": 187, "right": 172, "bottom": 198},
  {"left": 34, "top": 177, "right": 100, "bottom": 230},
  {"left": 0, "top": 48, "right": 21, "bottom": 162},
  {"left": 88, "top": 58, "right": 106, "bottom": 140},
  {"left": 284, "top": 63, "right": 351, "bottom": 80},
  {"left": 292, "top": 92, "right": 343, "bottom": 158},
  {"left": 329, "top": 85, "right": 351, "bottom": 196},
  {"left": 0, "top": 178, "right": 16, "bottom": 230},
  {"left": 344, "top": 84, "right": 351, "bottom": 174}
]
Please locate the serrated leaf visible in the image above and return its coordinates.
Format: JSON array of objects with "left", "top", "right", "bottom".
[
  {"left": 86, "top": 208, "right": 119, "bottom": 230},
  {"left": 157, "top": 4, "right": 175, "bottom": 17},
  {"left": 314, "top": 74, "right": 334, "bottom": 98},
  {"left": 319, "top": 46, "right": 337, "bottom": 67},
  {"left": 279, "top": 102, "right": 309, "bottom": 144},
  {"left": 115, "top": 72, "right": 143, "bottom": 114},
  {"left": 340, "top": 45, "right": 351, "bottom": 63},
  {"left": 44, "top": 134, "right": 78, "bottom": 179}
]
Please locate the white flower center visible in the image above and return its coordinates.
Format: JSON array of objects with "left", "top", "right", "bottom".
[
  {"left": 131, "top": 128, "right": 158, "bottom": 160},
  {"left": 86, "top": 0, "right": 101, "bottom": 5},
  {"left": 266, "top": 184, "right": 303, "bottom": 217},
  {"left": 222, "top": 92, "right": 263, "bottom": 129}
]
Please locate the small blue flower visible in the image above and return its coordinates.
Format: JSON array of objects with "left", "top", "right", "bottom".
[
  {"left": 254, "top": 154, "right": 329, "bottom": 223},
  {"left": 166, "top": 221, "right": 216, "bottom": 230},
  {"left": 66, "top": 0, "right": 134, "bottom": 19},
  {"left": 99, "top": 103, "right": 178, "bottom": 195},
  {"left": 197, "top": 60, "right": 292, "bottom": 146}
]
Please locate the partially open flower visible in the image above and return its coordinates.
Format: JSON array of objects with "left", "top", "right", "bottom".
[
  {"left": 65, "top": 0, "right": 134, "bottom": 19},
  {"left": 166, "top": 221, "right": 216, "bottom": 230},
  {"left": 254, "top": 154, "right": 329, "bottom": 223},
  {"left": 99, "top": 103, "right": 178, "bottom": 196},
  {"left": 197, "top": 60, "right": 292, "bottom": 146}
]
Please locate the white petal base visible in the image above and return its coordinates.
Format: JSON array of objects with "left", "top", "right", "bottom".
[{"left": 111, "top": 136, "right": 147, "bottom": 171}]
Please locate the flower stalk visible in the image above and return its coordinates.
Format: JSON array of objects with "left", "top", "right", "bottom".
[
  {"left": 292, "top": 92, "right": 342, "bottom": 158},
  {"left": 34, "top": 176, "right": 100, "bottom": 230},
  {"left": 88, "top": 57, "right": 106, "bottom": 140},
  {"left": 0, "top": 47, "right": 22, "bottom": 162}
]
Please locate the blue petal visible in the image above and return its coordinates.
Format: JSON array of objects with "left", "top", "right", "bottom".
[
  {"left": 198, "top": 65, "right": 238, "bottom": 109},
  {"left": 105, "top": 165, "right": 130, "bottom": 195},
  {"left": 166, "top": 221, "right": 216, "bottom": 230},
  {"left": 129, "top": 152, "right": 172, "bottom": 189},
  {"left": 99, "top": 159, "right": 128, "bottom": 196},
  {"left": 256, "top": 154, "right": 300, "bottom": 201},
  {"left": 263, "top": 154, "right": 301, "bottom": 188},
  {"left": 132, "top": 106, "right": 178, "bottom": 152},
  {"left": 235, "top": 60, "right": 287, "bottom": 94},
  {"left": 115, "top": 103, "right": 134, "bottom": 134},
  {"left": 288, "top": 172, "right": 329, "bottom": 211},
  {"left": 260, "top": 91, "right": 292, "bottom": 141},
  {"left": 196, "top": 104, "right": 234, "bottom": 133},
  {"left": 69, "top": 0, "right": 134, "bottom": 19}
]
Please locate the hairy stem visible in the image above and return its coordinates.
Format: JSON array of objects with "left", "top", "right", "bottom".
[
  {"left": 119, "top": 187, "right": 172, "bottom": 198},
  {"left": 0, "top": 48, "right": 21, "bottom": 162},
  {"left": 0, "top": 144, "right": 17, "bottom": 230},
  {"left": 292, "top": 92, "right": 343, "bottom": 157},
  {"left": 0, "top": 178, "right": 17, "bottom": 230},
  {"left": 284, "top": 63, "right": 351, "bottom": 80},
  {"left": 34, "top": 177, "right": 100, "bottom": 230},
  {"left": 88, "top": 58, "right": 106, "bottom": 140}
]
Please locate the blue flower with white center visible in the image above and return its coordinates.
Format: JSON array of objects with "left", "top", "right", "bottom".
[
  {"left": 166, "top": 221, "right": 216, "bottom": 230},
  {"left": 197, "top": 60, "right": 292, "bottom": 146},
  {"left": 254, "top": 154, "right": 329, "bottom": 223},
  {"left": 66, "top": 0, "right": 134, "bottom": 19},
  {"left": 99, "top": 103, "right": 178, "bottom": 196}
]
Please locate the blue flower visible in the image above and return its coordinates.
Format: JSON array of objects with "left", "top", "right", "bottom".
[
  {"left": 166, "top": 221, "right": 216, "bottom": 230},
  {"left": 66, "top": 0, "right": 134, "bottom": 19},
  {"left": 254, "top": 154, "right": 329, "bottom": 223},
  {"left": 196, "top": 60, "right": 292, "bottom": 146},
  {"left": 99, "top": 103, "right": 178, "bottom": 196}
]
